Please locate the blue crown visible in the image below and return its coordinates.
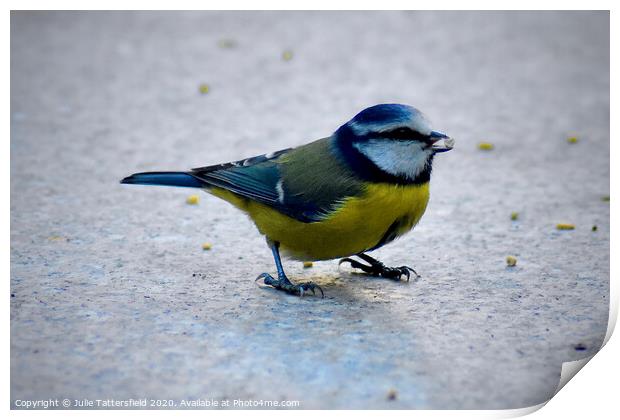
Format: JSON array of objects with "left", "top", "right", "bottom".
[
  {"left": 340, "top": 104, "right": 428, "bottom": 137},
  {"left": 351, "top": 104, "right": 417, "bottom": 126}
]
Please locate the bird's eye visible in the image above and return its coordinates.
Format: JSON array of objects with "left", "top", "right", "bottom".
[
  {"left": 387, "top": 128, "right": 412, "bottom": 139},
  {"left": 374, "top": 127, "right": 430, "bottom": 141},
  {"left": 389, "top": 127, "right": 432, "bottom": 143},
  {"left": 384, "top": 127, "right": 420, "bottom": 140}
]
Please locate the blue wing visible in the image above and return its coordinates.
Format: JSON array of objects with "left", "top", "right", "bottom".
[
  {"left": 190, "top": 148, "right": 297, "bottom": 216},
  {"left": 190, "top": 140, "right": 363, "bottom": 223}
]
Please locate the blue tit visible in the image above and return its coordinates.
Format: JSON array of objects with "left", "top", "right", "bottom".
[{"left": 121, "top": 104, "right": 454, "bottom": 297}]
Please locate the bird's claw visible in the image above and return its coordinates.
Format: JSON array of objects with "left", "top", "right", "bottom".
[
  {"left": 339, "top": 258, "right": 419, "bottom": 282},
  {"left": 298, "top": 282, "right": 324, "bottom": 298},
  {"left": 384, "top": 265, "right": 418, "bottom": 282},
  {"left": 255, "top": 272, "right": 271, "bottom": 286},
  {"left": 256, "top": 273, "right": 324, "bottom": 298}
]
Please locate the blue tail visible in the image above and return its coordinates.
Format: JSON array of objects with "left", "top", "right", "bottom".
[{"left": 120, "top": 172, "right": 206, "bottom": 188}]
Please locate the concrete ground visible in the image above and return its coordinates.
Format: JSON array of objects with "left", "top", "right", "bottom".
[{"left": 10, "top": 11, "right": 609, "bottom": 409}]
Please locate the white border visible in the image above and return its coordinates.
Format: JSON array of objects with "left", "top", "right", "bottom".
[{"left": 5, "top": 1, "right": 617, "bottom": 419}]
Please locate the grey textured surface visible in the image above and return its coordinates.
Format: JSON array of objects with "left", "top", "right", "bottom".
[{"left": 11, "top": 11, "right": 609, "bottom": 409}]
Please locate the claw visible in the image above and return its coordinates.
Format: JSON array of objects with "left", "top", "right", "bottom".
[
  {"left": 398, "top": 266, "right": 412, "bottom": 282},
  {"left": 403, "top": 265, "right": 419, "bottom": 277},
  {"left": 403, "top": 266, "right": 421, "bottom": 281},
  {"left": 256, "top": 273, "right": 324, "bottom": 298},
  {"left": 255, "top": 273, "right": 269, "bottom": 286},
  {"left": 256, "top": 272, "right": 278, "bottom": 287},
  {"left": 298, "top": 282, "right": 324, "bottom": 299},
  {"left": 340, "top": 254, "right": 419, "bottom": 283},
  {"left": 338, "top": 257, "right": 357, "bottom": 267}
]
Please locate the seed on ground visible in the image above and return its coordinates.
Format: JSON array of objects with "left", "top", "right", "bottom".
[
  {"left": 506, "top": 256, "right": 517, "bottom": 267},
  {"left": 556, "top": 223, "right": 575, "bottom": 230},
  {"left": 386, "top": 389, "right": 398, "bottom": 401},
  {"left": 303, "top": 261, "right": 313, "bottom": 268},
  {"left": 186, "top": 194, "right": 200, "bottom": 205},
  {"left": 478, "top": 142, "right": 494, "bottom": 151},
  {"left": 202, "top": 242, "right": 212, "bottom": 250},
  {"left": 282, "top": 50, "right": 294, "bottom": 61},
  {"left": 217, "top": 39, "right": 237, "bottom": 49}
]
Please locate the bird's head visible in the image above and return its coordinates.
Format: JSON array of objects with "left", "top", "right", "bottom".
[{"left": 333, "top": 104, "right": 454, "bottom": 184}]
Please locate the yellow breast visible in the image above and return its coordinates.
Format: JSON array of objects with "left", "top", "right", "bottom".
[{"left": 209, "top": 182, "right": 430, "bottom": 261}]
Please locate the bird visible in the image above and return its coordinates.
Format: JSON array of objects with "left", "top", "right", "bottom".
[{"left": 121, "top": 104, "right": 454, "bottom": 297}]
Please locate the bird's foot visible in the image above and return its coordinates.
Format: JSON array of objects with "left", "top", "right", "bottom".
[
  {"left": 256, "top": 273, "right": 324, "bottom": 298},
  {"left": 339, "top": 256, "right": 419, "bottom": 282}
]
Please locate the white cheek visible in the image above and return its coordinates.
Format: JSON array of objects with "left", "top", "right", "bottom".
[{"left": 353, "top": 140, "right": 432, "bottom": 180}]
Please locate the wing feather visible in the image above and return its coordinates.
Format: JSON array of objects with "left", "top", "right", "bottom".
[{"left": 191, "top": 139, "right": 363, "bottom": 223}]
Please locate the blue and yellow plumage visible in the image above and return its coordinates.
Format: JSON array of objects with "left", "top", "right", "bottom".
[{"left": 121, "top": 104, "right": 454, "bottom": 297}]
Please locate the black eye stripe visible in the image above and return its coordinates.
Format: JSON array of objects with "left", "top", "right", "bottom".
[{"left": 375, "top": 127, "right": 430, "bottom": 142}]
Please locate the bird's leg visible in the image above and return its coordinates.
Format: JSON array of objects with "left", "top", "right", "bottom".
[
  {"left": 339, "top": 253, "right": 419, "bottom": 282},
  {"left": 256, "top": 241, "right": 324, "bottom": 298}
]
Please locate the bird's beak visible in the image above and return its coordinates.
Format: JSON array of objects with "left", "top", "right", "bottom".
[{"left": 429, "top": 131, "right": 455, "bottom": 153}]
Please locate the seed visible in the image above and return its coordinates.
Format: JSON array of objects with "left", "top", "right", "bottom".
[
  {"left": 202, "top": 242, "right": 212, "bottom": 251},
  {"left": 387, "top": 389, "right": 398, "bottom": 401},
  {"left": 478, "top": 142, "right": 494, "bottom": 151},
  {"left": 282, "top": 50, "right": 294, "bottom": 61},
  {"left": 217, "top": 39, "right": 237, "bottom": 49},
  {"left": 556, "top": 223, "right": 575, "bottom": 230},
  {"left": 510, "top": 212, "right": 519, "bottom": 221},
  {"left": 186, "top": 195, "right": 200, "bottom": 205},
  {"left": 198, "top": 84, "right": 210, "bottom": 94},
  {"left": 303, "top": 261, "right": 313, "bottom": 268},
  {"left": 506, "top": 256, "right": 517, "bottom": 267}
]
